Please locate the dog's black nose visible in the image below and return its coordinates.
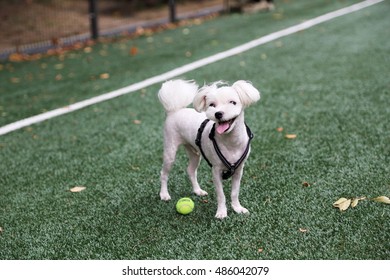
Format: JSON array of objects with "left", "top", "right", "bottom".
[{"left": 215, "top": 111, "right": 223, "bottom": 120}]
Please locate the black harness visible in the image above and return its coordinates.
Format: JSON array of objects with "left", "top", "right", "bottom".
[{"left": 195, "top": 119, "right": 254, "bottom": 180}]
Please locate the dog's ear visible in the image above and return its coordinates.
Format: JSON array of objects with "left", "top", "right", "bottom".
[
  {"left": 193, "top": 86, "right": 209, "bottom": 112},
  {"left": 193, "top": 82, "right": 225, "bottom": 112},
  {"left": 232, "top": 80, "right": 260, "bottom": 107}
]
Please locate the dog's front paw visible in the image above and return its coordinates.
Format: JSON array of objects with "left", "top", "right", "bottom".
[
  {"left": 232, "top": 204, "right": 249, "bottom": 215},
  {"left": 160, "top": 192, "right": 171, "bottom": 201},
  {"left": 194, "top": 188, "right": 208, "bottom": 197},
  {"left": 215, "top": 207, "right": 228, "bottom": 219}
]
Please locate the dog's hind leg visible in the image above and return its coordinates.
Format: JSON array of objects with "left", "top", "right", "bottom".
[
  {"left": 184, "top": 145, "right": 208, "bottom": 197},
  {"left": 160, "top": 140, "right": 179, "bottom": 201}
]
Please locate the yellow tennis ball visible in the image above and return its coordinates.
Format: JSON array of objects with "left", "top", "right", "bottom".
[{"left": 176, "top": 197, "right": 194, "bottom": 215}]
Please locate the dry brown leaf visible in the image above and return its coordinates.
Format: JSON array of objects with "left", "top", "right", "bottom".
[
  {"left": 285, "top": 134, "right": 297, "bottom": 139},
  {"left": 276, "top": 127, "right": 283, "bottom": 132},
  {"left": 9, "top": 53, "right": 25, "bottom": 62},
  {"left": 258, "top": 248, "right": 264, "bottom": 253},
  {"left": 130, "top": 46, "right": 138, "bottom": 56},
  {"left": 302, "top": 182, "right": 310, "bottom": 187},
  {"left": 100, "top": 73, "right": 110, "bottom": 79},
  {"left": 69, "top": 186, "right": 86, "bottom": 193},
  {"left": 372, "top": 196, "right": 390, "bottom": 204},
  {"left": 133, "top": 120, "right": 141, "bottom": 125}
]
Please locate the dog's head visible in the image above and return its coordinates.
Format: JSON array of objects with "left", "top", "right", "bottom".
[{"left": 193, "top": 81, "right": 260, "bottom": 134}]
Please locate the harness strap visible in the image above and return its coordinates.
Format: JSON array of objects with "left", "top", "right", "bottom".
[
  {"left": 195, "top": 118, "right": 254, "bottom": 180},
  {"left": 209, "top": 123, "right": 254, "bottom": 180},
  {"left": 195, "top": 119, "right": 212, "bottom": 168}
]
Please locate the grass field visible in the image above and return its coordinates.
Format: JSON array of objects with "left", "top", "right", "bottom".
[{"left": 0, "top": 0, "right": 389, "bottom": 260}]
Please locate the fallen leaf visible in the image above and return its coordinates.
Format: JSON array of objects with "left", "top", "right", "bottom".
[
  {"left": 258, "top": 248, "right": 263, "bottom": 253},
  {"left": 0, "top": 227, "right": 3, "bottom": 233},
  {"left": 9, "top": 53, "right": 25, "bottom": 62},
  {"left": 130, "top": 46, "right": 138, "bottom": 56},
  {"left": 84, "top": 47, "right": 93, "bottom": 53},
  {"left": 130, "top": 165, "right": 140, "bottom": 171},
  {"left": 333, "top": 198, "right": 351, "bottom": 211},
  {"left": 372, "top": 196, "right": 390, "bottom": 204},
  {"left": 133, "top": 119, "right": 141, "bottom": 124},
  {"left": 333, "top": 197, "right": 348, "bottom": 206},
  {"left": 351, "top": 196, "right": 366, "bottom": 208},
  {"left": 299, "top": 228, "right": 308, "bottom": 233},
  {"left": 276, "top": 127, "right": 283, "bottom": 132},
  {"left": 351, "top": 198, "right": 359, "bottom": 208},
  {"left": 285, "top": 134, "right": 297, "bottom": 139},
  {"left": 302, "top": 182, "right": 310, "bottom": 187},
  {"left": 339, "top": 199, "right": 352, "bottom": 211},
  {"left": 10, "top": 77, "right": 21, "bottom": 84},
  {"left": 100, "top": 73, "right": 110, "bottom": 79},
  {"left": 69, "top": 186, "right": 86, "bottom": 193}
]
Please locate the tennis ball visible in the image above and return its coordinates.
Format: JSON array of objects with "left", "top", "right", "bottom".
[{"left": 176, "top": 197, "right": 194, "bottom": 215}]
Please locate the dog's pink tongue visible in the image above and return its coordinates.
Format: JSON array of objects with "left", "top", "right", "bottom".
[{"left": 216, "top": 122, "right": 229, "bottom": 134}]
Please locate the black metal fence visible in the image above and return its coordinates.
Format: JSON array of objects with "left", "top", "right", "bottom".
[{"left": 0, "top": 0, "right": 226, "bottom": 60}]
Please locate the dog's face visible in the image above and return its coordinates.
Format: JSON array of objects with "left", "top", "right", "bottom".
[
  {"left": 193, "top": 81, "right": 261, "bottom": 135},
  {"left": 204, "top": 87, "right": 243, "bottom": 134}
]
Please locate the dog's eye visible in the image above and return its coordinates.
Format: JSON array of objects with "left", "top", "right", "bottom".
[
  {"left": 209, "top": 103, "right": 216, "bottom": 107},
  {"left": 230, "top": 101, "right": 237, "bottom": 105}
]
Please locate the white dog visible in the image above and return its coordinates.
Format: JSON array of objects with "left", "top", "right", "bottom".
[{"left": 158, "top": 79, "right": 260, "bottom": 219}]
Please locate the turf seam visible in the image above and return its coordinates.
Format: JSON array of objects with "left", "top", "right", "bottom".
[{"left": 0, "top": 0, "right": 384, "bottom": 136}]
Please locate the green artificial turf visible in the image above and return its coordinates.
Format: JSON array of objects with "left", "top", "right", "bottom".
[{"left": 0, "top": 0, "right": 389, "bottom": 259}]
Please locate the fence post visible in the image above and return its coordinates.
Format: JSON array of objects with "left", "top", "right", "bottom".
[
  {"left": 89, "top": 0, "right": 99, "bottom": 40},
  {"left": 169, "top": 0, "right": 176, "bottom": 23}
]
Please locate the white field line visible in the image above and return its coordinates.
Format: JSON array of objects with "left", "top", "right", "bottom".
[{"left": 0, "top": 0, "right": 384, "bottom": 136}]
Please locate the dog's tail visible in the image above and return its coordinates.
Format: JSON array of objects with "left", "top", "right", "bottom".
[{"left": 158, "top": 80, "right": 198, "bottom": 113}]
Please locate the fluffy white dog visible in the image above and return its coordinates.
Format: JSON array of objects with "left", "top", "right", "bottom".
[{"left": 158, "top": 79, "right": 260, "bottom": 219}]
